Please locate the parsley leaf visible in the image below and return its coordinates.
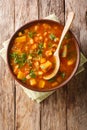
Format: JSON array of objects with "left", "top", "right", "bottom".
[
  {"left": 27, "top": 59, "right": 32, "bottom": 66},
  {"left": 49, "top": 33, "right": 56, "bottom": 40},
  {"left": 28, "top": 31, "right": 36, "bottom": 38},
  {"left": 37, "top": 42, "right": 44, "bottom": 55},
  {"left": 10, "top": 52, "right": 27, "bottom": 67},
  {"left": 22, "top": 77, "right": 27, "bottom": 83},
  {"left": 48, "top": 77, "right": 56, "bottom": 82},
  {"left": 29, "top": 69, "right": 36, "bottom": 78},
  {"left": 61, "top": 72, "right": 66, "bottom": 78}
]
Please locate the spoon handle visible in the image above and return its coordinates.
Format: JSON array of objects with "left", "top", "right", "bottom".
[{"left": 56, "top": 12, "right": 74, "bottom": 52}]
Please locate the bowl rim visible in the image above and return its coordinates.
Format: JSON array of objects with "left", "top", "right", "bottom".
[{"left": 7, "top": 19, "right": 80, "bottom": 92}]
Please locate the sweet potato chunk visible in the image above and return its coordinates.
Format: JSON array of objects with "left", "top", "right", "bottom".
[
  {"left": 38, "top": 80, "right": 45, "bottom": 88},
  {"left": 17, "top": 71, "right": 25, "bottom": 79},
  {"left": 40, "top": 58, "right": 46, "bottom": 64},
  {"left": 67, "top": 59, "right": 75, "bottom": 66},
  {"left": 30, "top": 78, "right": 36, "bottom": 86}
]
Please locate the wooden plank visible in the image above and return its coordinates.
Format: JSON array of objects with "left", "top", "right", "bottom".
[
  {"left": 39, "top": 0, "right": 67, "bottom": 130},
  {"left": 0, "top": 0, "right": 15, "bottom": 130},
  {"left": 15, "top": 0, "right": 38, "bottom": 30},
  {"left": 39, "top": 0, "right": 64, "bottom": 23},
  {"left": 65, "top": 0, "right": 87, "bottom": 129},
  {"left": 15, "top": 0, "right": 40, "bottom": 130}
]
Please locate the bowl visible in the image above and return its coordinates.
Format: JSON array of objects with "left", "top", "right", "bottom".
[{"left": 7, "top": 19, "right": 80, "bottom": 92}]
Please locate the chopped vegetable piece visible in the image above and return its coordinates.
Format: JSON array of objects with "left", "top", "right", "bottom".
[
  {"left": 34, "top": 26, "right": 38, "bottom": 31},
  {"left": 40, "top": 58, "right": 46, "bottom": 64},
  {"left": 40, "top": 60, "right": 52, "bottom": 72},
  {"left": 61, "top": 72, "right": 66, "bottom": 78},
  {"left": 67, "top": 59, "right": 75, "bottom": 65},
  {"left": 29, "top": 69, "right": 36, "bottom": 78},
  {"left": 45, "top": 50, "right": 52, "bottom": 57},
  {"left": 29, "top": 38, "right": 34, "bottom": 44},
  {"left": 28, "top": 55, "right": 32, "bottom": 60},
  {"left": 48, "top": 42, "right": 53, "bottom": 48},
  {"left": 22, "top": 77, "right": 27, "bottom": 83},
  {"left": 30, "top": 78, "right": 36, "bottom": 86},
  {"left": 38, "top": 80, "right": 45, "bottom": 88},
  {"left": 34, "top": 61, "right": 39, "bottom": 69},
  {"left": 38, "top": 71, "right": 43, "bottom": 75},
  {"left": 43, "top": 32, "right": 47, "bottom": 36},
  {"left": 27, "top": 59, "right": 32, "bottom": 66},
  {"left": 52, "top": 43, "right": 57, "bottom": 48},
  {"left": 37, "top": 49, "right": 42, "bottom": 55},
  {"left": 13, "top": 65, "right": 19, "bottom": 74},
  {"left": 37, "top": 42, "right": 44, "bottom": 55},
  {"left": 18, "top": 32, "right": 23, "bottom": 36},
  {"left": 10, "top": 52, "right": 18, "bottom": 59},
  {"left": 54, "top": 37, "right": 59, "bottom": 42},
  {"left": 15, "top": 36, "right": 26, "bottom": 43},
  {"left": 48, "top": 77, "right": 56, "bottom": 82},
  {"left": 52, "top": 82, "right": 58, "bottom": 87},
  {"left": 17, "top": 71, "right": 25, "bottom": 79},
  {"left": 28, "top": 31, "right": 36, "bottom": 38},
  {"left": 38, "top": 42, "right": 44, "bottom": 49},
  {"left": 39, "top": 36, "right": 43, "bottom": 40},
  {"left": 26, "top": 75, "right": 31, "bottom": 79},
  {"left": 62, "top": 45, "right": 67, "bottom": 57},
  {"left": 49, "top": 33, "right": 56, "bottom": 40},
  {"left": 31, "top": 44, "right": 37, "bottom": 49},
  {"left": 43, "top": 42, "right": 47, "bottom": 48},
  {"left": 57, "top": 77, "right": 62, "bottom": 83}
]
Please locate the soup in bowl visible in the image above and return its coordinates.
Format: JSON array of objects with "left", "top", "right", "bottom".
[{"left": 7, "top": 20, "right": 80, "bottom": 92}]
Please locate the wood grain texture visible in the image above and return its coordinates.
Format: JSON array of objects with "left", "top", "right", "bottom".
[
  {"left": 15, "top": 0, "right": 40, "bottom": 130},
  {"left": 65, "top": 0, "right": 87, "bottom": 130},
  {"left": 15, "top": 0, "right": 38, "bottom": 30},
  {"left": 39, "top": 0, "right": 64, "bottom": 24},
  {"left": 39, "top": 0, "right": 67, "bottom": 130},
  {"left": 0, "top": 0, "right": 15, "bottom": 130}
]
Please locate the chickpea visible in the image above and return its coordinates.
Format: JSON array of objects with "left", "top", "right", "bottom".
[
  {"left": 26, "top": 75, "right": 31, "bottom": 79},
  {"left": 45, "top": 50, "right": 53, "bottom": 57},
  {"left": 18, "top": 32, "right": 22, "bottom": 36},
  {"left": 37, "top": 33, "right": 40, "bottom": 36},
  {"left": 31, "top": 44, "right": 37, "bottom": 50},
  {"left": 44, "top": 38, "right": 48, "bottom": 42},
  {"left": 30, "top": 38, "right": 34, "bottom": 44},
  {"left": 14, "top": 65, "right": 19, "bottom": 74},
  {"left": 38, "top": 71, "right": 43, "bottom": 76},
  {"left": 43, "top": 32, "right": 47, "bottom": 36},
  {"left": 39, "top": 36, "right": 43, "bottom": 40},
  {"left": 52, "top": 44, "right": 57, "bottom": 48},
  {"left": 24, "top": 29, "right": 29, "bottom": 33},
  {"left": 43, "top": 42, "right": 47, "bottom": 48},
  {"left": 54, "top": 37, "right": 59, "bottom": 42},
  {"left": 34, "top": 37, "right": 39, "bottom": 42},
  {"left": 34, "top": 25, "right": 38, "bottom": 31},
  {"left": 25, "top": 46, "right": 29, "bottom": 51}
]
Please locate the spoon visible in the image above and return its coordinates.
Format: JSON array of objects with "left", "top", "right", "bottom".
[{"left": 43, "top": 12, "right": 74, "bottom": 80}]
